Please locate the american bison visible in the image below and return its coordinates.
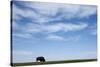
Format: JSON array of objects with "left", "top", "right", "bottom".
[{"left": 36, "top": 56, "right": 46, "bottom": 62}]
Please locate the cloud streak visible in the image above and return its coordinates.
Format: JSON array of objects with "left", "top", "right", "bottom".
[
  {"left": 12, "top": 1, "right": 97, "bottom": 24},
  {"left": 46, "top": 34, "right": 81, "bottom": 42},
  {"left": 23, "top": 22, "right": 88, "bottom": 34},
  {"left": 12, "top": 1, "right": 96, "bottom": 40},
  {"left": 46, "top": 34, "right": 65, "bottom": 40},
  {"left": 13, "top": 33, "right": 32, "bottom": 38}
]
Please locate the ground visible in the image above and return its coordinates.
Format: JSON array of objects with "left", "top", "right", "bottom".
[{"left": 11, "top": 59, "right": 97, "bottom": 66}]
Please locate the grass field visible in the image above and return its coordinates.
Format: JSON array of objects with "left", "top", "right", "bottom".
[{"left": 11, "top": 59, "right": 97, "bottom": 66}]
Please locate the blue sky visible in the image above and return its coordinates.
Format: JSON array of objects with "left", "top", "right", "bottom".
[{"left": 12, "top": 1, "right": 97, "bottom": 63}]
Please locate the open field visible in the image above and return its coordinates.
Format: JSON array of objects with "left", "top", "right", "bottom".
[{"left": 11, "top": 59, "right": 97, "bottom": 66}]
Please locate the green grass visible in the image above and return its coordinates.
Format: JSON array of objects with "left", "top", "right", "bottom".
[{"left": 11, "top": 59, "right": 97, "bottom": 66}]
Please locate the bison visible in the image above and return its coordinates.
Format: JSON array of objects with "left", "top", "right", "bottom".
[{"left": 36, "top": 56, "right": 46, "bottom": 62}]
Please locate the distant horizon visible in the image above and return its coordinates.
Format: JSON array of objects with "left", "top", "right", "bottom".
[
  {"left": 12, "top": 1, "right": 97, "bottom": 63},
  {"left": 13, "top": 58, "right": 97, "bottom": 63}
]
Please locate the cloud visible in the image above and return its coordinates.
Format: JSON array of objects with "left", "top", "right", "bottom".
[
  {"left": 46, "top": 34, "right": 81, "bottom": 42},
  {"left": 24, "top": 22, "right": 88, "bottom": 33},
  {"left": 12, "top": 1, "right": 97, "bottom": 24},
  {"left": 12, "top": 22, "right": 88, "bottom": 38},
  {"left": 12, "top": 1, "right": 96, "bottom": 39},
  {"left": 13, "top": 33, "right": 32, "bottom": 38},
  {"left": 24, "top": 2, "right": 96, "bottom": 18},
  {"left": 78, "top": 6, "right": 97, "bottom": 18},
  {"left": 12, "top": 2, "right": 51, "bottom": 24},
  {"left": 46, "top": 34, "right": 64, "bottom": 40},
  {"left": 45, "top": 23, "right": 88, "bottom": 33},
  {"left": 12, "top": 3, "right": 37, "bottom": 19}
]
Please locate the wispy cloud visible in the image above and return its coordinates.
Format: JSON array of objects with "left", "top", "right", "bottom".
[
  {"left": 46, "top": 34, "right": 64, "bottom": 40},
  {"left": 23, "top": 2, "right": 96, "bottom": 18},
  {"left": 12, "top": 1, "right": 97, "bottom": 24},
  {"left": 13, "top": 33, "right": 32, "bottom": 38},
  {"left": 12, "top": 1, "right": 96, "bottom": 39},
  {"left": 13, "top": 22, "right": 88, "bottom": 39},
  {"left": 24, "top": 22, "right": 88, "bottom": 33},
  {"left": 46, "top": 34, "right": 81, "bottom": 42}
]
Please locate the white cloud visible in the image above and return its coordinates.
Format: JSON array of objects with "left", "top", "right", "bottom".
[
  {"left": 13, "top": 33, "right": 32, "bottom": 38},
  {"left": 24, "top": 22, "right": 88, "bottom": 33},
  {"left": 46, "top": 34, "right": 64, "bottom": 40},
  {"left": 12, "top": 3, "right": 51, "bottom": 24},
  {"left": 12, "top": 2, "right": 95, "bottom": 38},
  {"left": 78, "top": 6, "right": 96, "bottom": 18},
  {"left": 44, "top": 23, "right": 88, "bottom": 33},
  {"left": 23, "top": 1, "right": 59, "bottom": 17},
  {"left": 46, "top": 34, "right": 81, "bottom": 42},
  {"left": 12, "top": 2, "right": 97, "bottom": 24},
  {"left": 12, "top": 22, "right": 88, "bottom": 38},
  {"left": 12, "top": 3, "right": 37, "bottom": 19},
  {"left": 26, "top": 2, "right": 96, "bottom": 19},
  {"left": 12, "top": 21, "right": 88, "bottom": 38}
]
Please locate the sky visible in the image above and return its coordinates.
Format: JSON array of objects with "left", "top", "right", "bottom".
[{"left": 12, "top": 1, "right": 97, "bottom": 63}]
